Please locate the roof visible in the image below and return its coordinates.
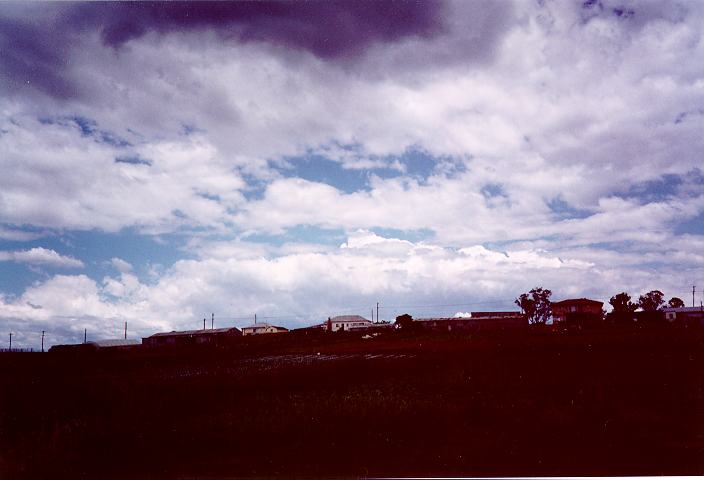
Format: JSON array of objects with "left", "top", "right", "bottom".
[
  {"left": 552, "top": 298, "right": 604, "bottom": 307},
  {"left": 662, "top": 307, "right": 704, "bottom": 313},
  {"left": 88, "top": 339, "right": 142, "bottom": 348},
  {"left": 241, "top": 323, "right": 288, "bottom": 330},
  {"left": 471, "top": 311, "right": 524, "bottom": 318},
  {"left": 148, "top": 327, "right": 241, "bottom": 338},
  {"left": 330, "top": 315, "right": 371, "bottom": 323}
]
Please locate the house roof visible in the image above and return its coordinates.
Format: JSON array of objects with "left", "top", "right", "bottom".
[
  {"left": 552, "top": 298, "right": 604, "bottom": 307},
  {"left": 87, "top": 339, "right": 142, "bottom": 348},
  {"left": 241, "top": 323, "right": 288, "bottom": 331},
  {"left": 662, "top": 306, "right": 704, "bottom": 313},
  {"left": 148, "top": 327, "right": 240, "bottom": 338},
  {"left": 330, "top": 315, "right": 371, "bottom": 323}
]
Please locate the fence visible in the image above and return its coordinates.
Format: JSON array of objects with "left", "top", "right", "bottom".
[{"left": 0, "top": 348, "right": 36, "bottom": 353}]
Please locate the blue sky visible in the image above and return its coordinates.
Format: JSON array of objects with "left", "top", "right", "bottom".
[{"left": 1, "top": 0, "right": 704, "bottom": 348}]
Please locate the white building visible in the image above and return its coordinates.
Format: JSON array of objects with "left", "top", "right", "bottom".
[
  {"left": 325, "top": 315, "right": 373, "bottom": 332},
  {"left": 662, "top": 306, "right": 704, "bottom": 325}
]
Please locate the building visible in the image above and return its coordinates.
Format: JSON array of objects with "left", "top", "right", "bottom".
[
  {"left": 325, "top": 315, "right": 372, "bottom": 332},
  {"left": 240, "top": 322, "right": 289, "bottom": 336},
  {"left": 662, "top": 306, "right": 704, "bottom": 326},
  {"left": 416, "top": 312, "right": 526, "bottom": 333},
  {"left": 142, "top": 327, "right": 242, "bottom": 347},
  {"left": 551, "top": 298, "right": 603, "bottom": 326},
  {"left": 87, "top": 339, "right": 142, "bottom": 350}
]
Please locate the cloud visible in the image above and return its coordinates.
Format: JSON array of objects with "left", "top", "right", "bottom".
[{"left": 0, "top": 247, "right": 83, "bottom": 268}]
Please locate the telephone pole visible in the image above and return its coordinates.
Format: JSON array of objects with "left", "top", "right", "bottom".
[
  {"left": 203, "top": 318, "right": 206, "bottom": 330},
  {"left": 84, "top": 328, "right": 87, "bottom": 343},
  {"left": 9, "top": 332, "right": 12, "bottom": 351},
  {"left": 124, "top": 322, "right": 127, "bottom": 339},
  {"left": 211, "top": 313, "right": 214, "bottom": 330},
  {"left": 693, "top": 285, "right": 697, "bottom": 308},
  {"left": 376, "top": 302, "right": 380, "bottom": 323},
  {"left": 41, "top": 330, "right": 45, "bottom": 352}
]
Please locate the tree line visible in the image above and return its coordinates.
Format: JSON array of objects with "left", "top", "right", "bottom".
[{"left": 516, "top": 287, "right": 687, "bottom": 325}]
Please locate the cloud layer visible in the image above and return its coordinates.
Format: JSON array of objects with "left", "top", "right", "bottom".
[{"left": 1, "top": 0, "right": 703, "bottom": 348}]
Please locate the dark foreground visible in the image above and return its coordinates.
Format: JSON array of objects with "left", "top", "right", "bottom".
[{"left": 1, "top": 326, "right": 703, "bottom": 478}]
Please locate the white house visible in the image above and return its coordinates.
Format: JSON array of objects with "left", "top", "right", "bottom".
[{"left": 325, "top": 315, "right": 373, "bottom": 332}]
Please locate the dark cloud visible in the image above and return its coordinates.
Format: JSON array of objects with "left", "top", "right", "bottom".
[
  {"left": 85, "top": 1, "right": 446, "bottom": 58},
  {"left": 1, "top": 1, "right": 445, "bottom": 100}
]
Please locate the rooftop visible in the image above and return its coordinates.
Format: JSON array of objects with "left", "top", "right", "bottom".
[{"left": 148, "top": 327, "right": 241, "bottom": 338}]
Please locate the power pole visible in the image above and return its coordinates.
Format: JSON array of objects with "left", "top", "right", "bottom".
[
  {"left": 376, "top": 302, "right": 380, "bottom": 323},
  {"left": 9, "top": 332, "right": 12, "bottom": 351},
  {"left": 254, "top": 313, "right": 257, "bottom": 324},
  {"left": 203, "top": 318, "right": 206, "bottom": 330},
  {"left": 371, "top": 308, "right": 374, "bottom": 322},
  {"left": 211, "top": 313, "right": 214, "bottom": 330},
  {"left": 41, "top": 330, "right": 45, "bottom": 352},
  {"left": 84, "top": 328, "right": 87, "bottom": 343},
  {"left": 124, "top": 322, "right": 127, "bottom": 339},
  {"left": 693, "top": 285, "right": 697, "bottom": 308}
]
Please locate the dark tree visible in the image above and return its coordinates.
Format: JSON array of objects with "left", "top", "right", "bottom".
[
  {"left": 394, "top": 313, "right": 414, "bottom": 330},
  {"left": 607, "top": 292, "right": 638, "bottom": 323},
  {"left": 609, "top": 292, "right": 638, "bottom": 313},
  {"left": 668, "top": 297, "right": 685, "bottom": 308},
  {"left": 515, "top": 287, "right": 552, "bottom": 324},
  {"left": 638, "top": 290, "right": 665, "bottom": 312}
]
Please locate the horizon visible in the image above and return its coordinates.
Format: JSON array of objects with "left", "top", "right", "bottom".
[{"left": 1, "top": 1, "right": 704, "bottom": 349}]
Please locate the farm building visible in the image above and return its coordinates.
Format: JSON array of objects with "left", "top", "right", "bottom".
[
  {"left": 326, "top": 315, "right": 373, "bottom": 332},
  {"left": 551, "top": 298, "right": 603, "bottom": 326},
  {"left": 49, "top": 338, "right": 142, "bottom": 353},
  {"left": 142, "top": 327, "right": 242, "bottom": 347},
  {"left": 240, "top": 323, "right": 289, "bottom": 336},
  {"left": 416, "top": 312, "right": 526, "bottom": 332},
  {"left": 662, "top": 306, "right": 704, "bottom": 326}
]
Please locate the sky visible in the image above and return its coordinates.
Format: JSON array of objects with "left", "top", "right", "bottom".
[{"left": 1, "top": 0, "right": 703, "bottom": 349}]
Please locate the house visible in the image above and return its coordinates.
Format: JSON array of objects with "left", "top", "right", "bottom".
[
  {"left": 416, "top": 312, "right": 526, "bottom": 333},
  {"left": 551, "top": 298, "right": 603, "bottom": 326},
  {"left": 325, "top": 315, "right": 372, "bottom": 332},
  {"left": 240, "top": 322, "right": 289, "bottom": 336},
  {"left": 86, "top": 339, "right": 142, "bottom": 350},
  {"left": 142, "top": 327, "right": 242, "bottom": 347},
  {"left": 662, "top": 306, "right": 704, "bottom": 326}
]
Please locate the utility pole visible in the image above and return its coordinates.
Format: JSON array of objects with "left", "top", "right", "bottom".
[
  {"left": 84, "top": 328, "right": 87, "bottom": 343},
  {"left": 371, "top": 309, "right": 374, "bottom": 322},
  {"left": 203, "top": 318, "right": 206, "bottom": 330},
  {"left": 254, "top": 313, "right": 257, "bottom": 324},
  {"left": 211, "top": 313, "right": 214, "bottom": 330},
  {"left": 693, "top": 285, "right": 697, "bottom": 308},
  {"left": 376, "top": 302, "right": 380, "bottom": 323},
  {"left": 9, "top": 332, "right": 12, "bottom": 351},
  {"left": 41, "top": 330, "right": 45, "bottom": 352},
  {"left": 124, "top": 322, "right": 127, "bottom": 339}
]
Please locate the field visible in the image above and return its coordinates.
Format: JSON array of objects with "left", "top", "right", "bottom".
[{"left": 1, "top": 325, "right": 703, "bottom": 478}]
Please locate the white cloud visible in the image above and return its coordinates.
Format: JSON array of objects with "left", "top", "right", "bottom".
[{"left": 0, "top": 247, "right": 83, "bottom": 268}]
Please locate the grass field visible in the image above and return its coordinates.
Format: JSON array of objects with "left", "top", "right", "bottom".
[{"left": 1, "top": 325, "right": 702, "bottom": 478}]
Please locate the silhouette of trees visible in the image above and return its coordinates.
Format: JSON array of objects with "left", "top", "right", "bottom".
[
  {"left": 608, "top": 292, "right": 638, "bottom": 323},
  {"left": 515, "top": 287, "right": 552, "bottom": 324},
  {"left": 638, "top": 290, "right": 665, "bottom": 311},
  {"left": 668, "top": 297, "right": 685, "bottom": 308},
  {"left": 395, "top": 314, "right": 414, "bottom": 330}
]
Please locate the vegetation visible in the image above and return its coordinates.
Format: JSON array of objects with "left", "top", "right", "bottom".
[
  {"left": 515, "top": 287, "right": 552, "bottom": 324},
  {"left": 668, "top": 297, "right": 686, "bottom": 308},
  {"left": 638, "top": 290, "right": 665, "bottom": 311}
]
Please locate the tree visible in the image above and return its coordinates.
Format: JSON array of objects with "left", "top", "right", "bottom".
[
  {"left": 394, "top": 313, "right": 414, "bottom": 330},
  {"left": 668, "top": 297, "right": 685, "bottom": 308},
  {"left": 609, "top": 292, "right": 638, "bottom": 313},
  {"left": 608, "top": 292, "right": 638, "bottom": 323},
  {"left": 638, "top": 290, "right": 665, "bottom": 312},
  {"left": 515, "top": 287, "right": 552, "bottom": 324}
]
